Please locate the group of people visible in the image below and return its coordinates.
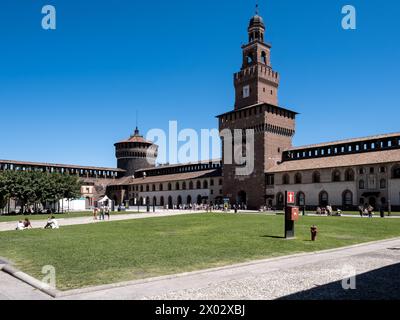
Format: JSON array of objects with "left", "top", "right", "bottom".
[
  {"left": 358, "top": 205, "right": 375, "bottom": 218},
  {"left": 161, "top": 203, "right": 229, "bottom": 212},
  {"left": 15, "top": 216, "right": 59, "bottom": 230},
  {"left": 15, "top": 218, "right": 33, "bottom": 230},
  {"left": 93, "top": 205, "right": 111, "bottom": 221},
  {"left": 316, "top": 205, "right": 334, "bottom": 216}
]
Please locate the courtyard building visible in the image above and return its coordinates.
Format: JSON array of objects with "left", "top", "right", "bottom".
[{"left": 1, "top": 9, "right": 399, "bottom": 213}]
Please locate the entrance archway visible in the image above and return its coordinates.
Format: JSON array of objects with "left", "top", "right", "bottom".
[
  {"left": 237, "top": 190, "right": 247, "bottom": 206},
  {"left": 177, "top": 196, "right": 182, "bottom": 207},
  {"left": 168, "top": 196, "right": 173, "bottom": 209},
  {"left": 369, "top": 197, "right": 377, "bottom": 208}
]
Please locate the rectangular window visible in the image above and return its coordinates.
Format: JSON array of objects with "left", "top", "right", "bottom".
[{"left": 243, "top": 85, "right": 250, "bottom": 98}]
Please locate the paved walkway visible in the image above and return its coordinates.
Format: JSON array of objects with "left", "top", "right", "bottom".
[
  {"left": 0, "top": 210, "right": 202, "bottom": 232},
  {"left": 53, "top": 237, "right": 400, "bottom": 300},
  {"left": 0, "top": 266, "right": 50, "bottom": 300}
]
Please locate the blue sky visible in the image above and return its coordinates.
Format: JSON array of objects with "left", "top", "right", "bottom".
[{"left": 0, "top": 0, "right": 399, "bottom": 168}]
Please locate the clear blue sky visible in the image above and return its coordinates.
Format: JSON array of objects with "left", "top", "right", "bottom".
[{"left": 0, "top": 0, "right": 399, "bottom": 168}]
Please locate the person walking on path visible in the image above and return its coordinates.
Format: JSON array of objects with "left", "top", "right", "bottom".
[
  {"left": 93, "top": 207, "right": 98, "bottom": 220},
  {"left": 99, "top": 206, "right": 105, "bottom": 221},
  {"left": 105, "top": 206, "right": 110, "bottom": 220}
]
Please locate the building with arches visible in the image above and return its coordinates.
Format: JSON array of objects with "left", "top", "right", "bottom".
[{"left": 2, "top": 8, "right": 400, "bottom": 213}]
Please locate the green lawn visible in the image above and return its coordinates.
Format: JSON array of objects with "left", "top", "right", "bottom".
[
  {"left": 1, "top": 213, "right": 400, "bottom": 291},
  {"left": 0, "top": 211, "right": 143, "bottom": 223}
]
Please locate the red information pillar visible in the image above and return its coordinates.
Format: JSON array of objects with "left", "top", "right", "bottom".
[{"left": 285, "top": 191, "right": 299, "bottom": 239}]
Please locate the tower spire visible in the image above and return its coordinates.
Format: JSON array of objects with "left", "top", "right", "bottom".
[
  {"left": 255, "top": 2, "right": 259, "bottom": 15},
  {"left": 134, "top": 110, "right": 139, "bottom": 136}
]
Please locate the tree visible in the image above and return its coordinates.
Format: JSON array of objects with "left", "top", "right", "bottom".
[{"left": 0, "top": 170, "right": 83, "bottom": 214}]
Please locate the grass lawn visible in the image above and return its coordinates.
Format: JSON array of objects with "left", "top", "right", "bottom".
[
  {"left": 0, "top": 211, "right": 143, "bottom": 223},
  {"left": 1, "top": 213, "right": 400, "bottom": 291}
]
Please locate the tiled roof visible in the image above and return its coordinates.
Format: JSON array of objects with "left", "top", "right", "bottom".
[
  {"left": 135, "top": 159, "right": 222, "bottom": 173},
  {"left": 268, "top": 149, "right": 400, "bottom": 173},
  {"left": 216, "top": 102, "right": 298, "bottom": 118},
  {"left": 289, "top": 132, "right": 400, "bottom": 152},
  {"left": 111, "top": 169, "right": 221, "bottom": 186},
  {"left": 115, "top": 135, "right": 154, "bottom": 144},
  {"left": 0, "top": 159, "right": 125, "bottom": 172}
]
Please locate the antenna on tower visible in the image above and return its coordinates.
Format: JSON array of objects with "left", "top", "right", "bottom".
[{"left": 255, "top": 1, "right": 259, "bottom": 15}]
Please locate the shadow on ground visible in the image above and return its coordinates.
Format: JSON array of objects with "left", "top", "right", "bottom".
[
  {"left": 260, "top": 235, "right": 285, "bottom": 239},
  {"left": 278, "top": 262, "right": 400, "bottom": 300}
]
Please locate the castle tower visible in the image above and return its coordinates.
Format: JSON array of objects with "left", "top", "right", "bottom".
[
  {"left": 234, "top": 8, "right": 280, "bottom": 109},
  {"left": 115, "top": 127, "right": 158, "bottom": 176},
  {"left": 218, "top": 8, "right": 297, "bottom": 209}
]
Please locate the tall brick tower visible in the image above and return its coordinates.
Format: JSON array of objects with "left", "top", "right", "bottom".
[
  {"left": 234, "top": 9, "right": 279, "bottom": 109},
  {"left": 218, "top": 8, "right": 297, "bottom": 209}
]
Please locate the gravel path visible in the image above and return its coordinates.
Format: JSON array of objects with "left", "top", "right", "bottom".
[{"left": 0, "top": 210, "right": 200, "bottom": 232}]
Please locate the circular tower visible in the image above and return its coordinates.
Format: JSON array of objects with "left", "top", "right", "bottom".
[{"left": 114, "top": 127, "right": 158, "bottom": 176}]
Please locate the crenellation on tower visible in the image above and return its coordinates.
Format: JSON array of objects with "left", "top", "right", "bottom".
[{"left": 114, "top": 127, "right": 158, "bottom": 177}]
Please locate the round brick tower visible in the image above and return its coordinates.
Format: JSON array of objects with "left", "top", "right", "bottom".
[{"left": 115, "top": 127, "right": 158, "bottom": 176}]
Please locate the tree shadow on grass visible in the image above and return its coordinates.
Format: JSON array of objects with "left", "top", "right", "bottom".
[{"left": 277, "top": 262, "right": 400, "bottom": 300}]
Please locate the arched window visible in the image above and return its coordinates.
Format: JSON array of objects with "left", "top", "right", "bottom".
[
  {"left": 187, "top": 195, "right": 192, "bottom": 205},
  {"left": 392, "top": 165, "right": 400, "bottom": 179},
  {"left": 189, "top": 181, "right": 194, "bottom": 190},
  {"left": 182, "top": 182, "right": 187, "bottom": 190},
  {"left": 196, "top": 181, "right": 201, "bottom": 189},
  {"left": 359, "top": 179, "right": 365, "bottom": 189},
  {"left": 168, "top": 183, "right": 172, "bottom": 191},
  {"left": 152, "top": 184, "right": 156, "bottom": 191},
  {"left": 139, "top": 197, "right": 143, "bottom": 205},
  {"left": 261, "top": 51, "right": 267, "bottom": 64},
  {"left": 146, "top": 196, "right": 150, "bottom": 205},
  {"left": 246, "top": 52, "right": 254, "bottom": 65},
  {"left": 175, "top": 182, "right": 180, "bottom": 190},
  {"left": 276, "top": 192, "right": 284, "bottom": 207},
  {"left": 146, "top": 185, "right": 150, "bottom": 192},
  {"left": 140, "top": 185, "right": 143, "bottom": 192},
  {"left": 380, "top": 179, "right": 387, "bottom": 189},
  {"left": 168, "top": 196, "right": 173, "bottom": 209},
  {"left": 197, "top": 195, "right": 202, "bottom": 205},
  {"left": 282, "top": 174, "right": 290, "bottom": 185},
  {"left": 345, "top": 169, "right": 355, "bottom": 181},
  {"left": 152, "top": 196, "right": 157, "bottom": 206},
  {"left": 332, "top": 170, "right": 341, "bottom": 182},
  {"left": 219, "top": 179, "right": 223, "bottom": 185},
  {"left": 294, "top": 173, "right": 302, "bottom": 184},
  {"left": 177, "top": 196, "right": 182, "bottom": 206},
  {"left": 312, "top": 171, "right": 321, "bottom": 183},
  {"left": 319, "top": 191, "right": 329, "bottom": 207},
  {"left": 343, "top": 190, "right": 353, "bottom": 207},
  {"left": 203, "top": 180, "right": 208, "bottom": 189},
  {"left": 160, "top": 196, "right": 165, "bottom": 206},
  {"left": 297, "top": 192, "right": 305, "bottom": 206}
]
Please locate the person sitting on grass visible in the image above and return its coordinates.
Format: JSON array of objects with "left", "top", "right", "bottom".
[
  {"left": 44, "top": 216, "right": 59, "bottom": 229},
  {"left": 16, "top": 220, "right": 25, "bottom": 230},
  {"left": 23, "top": 218, "right": 33, "bottom": 229}
]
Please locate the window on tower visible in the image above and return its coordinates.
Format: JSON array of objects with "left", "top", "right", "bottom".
[
  {"left": 246, "top": 52, "right": 254, "bottom": 65},
  {"left": 261, "top": 51, "right": 267, "bottom": 64},
  {"left": 243, "top": 85, "right": 250, "bottom": 98}
]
